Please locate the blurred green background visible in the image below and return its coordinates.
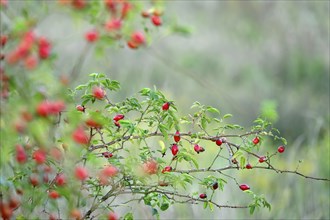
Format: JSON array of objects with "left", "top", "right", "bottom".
[{"left": 3, "top": 0, "right": 329, "bottom": 219}]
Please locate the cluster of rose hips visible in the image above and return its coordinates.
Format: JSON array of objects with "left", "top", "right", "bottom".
[
  {"left": 0, "top": 31, "right": 52, "bottom": 99},
  {"left": 76, "top": 0, "right": 164, "bottom": 50},
  {"left": 5, "top": 31, "right": 51, "bottom": 69}
]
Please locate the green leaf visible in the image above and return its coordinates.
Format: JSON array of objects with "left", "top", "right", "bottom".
[
  {"left": 240, "top": 156, "right": 246, "bottom": 169},
  {"left": 203, "top": 201, "right": 208, "bottom": 209},
  {"left": 232, "top": 150, "right": 243, "bottom": 160},
  {"left": 208, "top": 202, "right": 214, "bottom": 212},
  {"left": 206, "top": 106, "right": 220, "bottom": 114},
  {"left": 123, "top": 212, "right": 134, "bottom": 220},
  {"left": 159, "top": 124, "right": 168, "bottom": 140},
  {"left": 249, "top": 205, "right": 256, "bottom": 214},
  {"left": 223, "top": 114, "right": 233, "bottom": 119}
]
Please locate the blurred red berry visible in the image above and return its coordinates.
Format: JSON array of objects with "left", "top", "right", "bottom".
[
  {"left": 15, "top": 144, "right": 27, "bottom": 164},
  {"left": 33, "top": 149, "right": 46, "bottom": 164},
  {"left": 75, "top": 166, "right": 88, "bottom": 181},
  {"left": 151, "top": 15, "right": 162, "bottom": 26},
  {"left": 72, "top": 126, "right": 89, "bottom": 144},
  {"left": 92, "top": 86, "right": 106, "bottom": 100},
  {"left": 108, "top": 212, "right": 118, "bottom": 220},
  {"left": 161, "top": 166, "right": 172, "bottom": 173},
  {"left": 55, "top": 173, "right": 66, "bottom": 186},
  {"left": 143, "top": 159, "right": 158, "bottom": 175},
  {"left": 85, "top": 30, "right": 99, "bottom": 42},
  {"left": 76, "top": 105, "right": 85, "bottom": 112},
  {"left": 105, "top": 19, "right": 122, "bottom": 31}
]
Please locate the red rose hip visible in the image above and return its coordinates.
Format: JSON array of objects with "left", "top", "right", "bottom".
[
  {"left": 252, "top": 137, "right": 260, "bottom": 145},
  {"left": 162, "top": 102, "right": 170, "bottom": 111},
  {"left": 239, "top": 184, "right": 250, "bottom": 191},
  {"left": 199, "top": 193, "right": 207, "bottom": 199},
  {"left": 215, "top": 139, "right": 223, "bottom": 146},
  {"left": 92, "top": 87, "right": 106, "bottom": 100},
  {"left": 173, "top": 130, "right": 180, "bottom": 142},
  {"left": 171, "top": 144, "right": 179, "bottom": 156},
  {"left": 278, "top": 146, "right": 285, "bottom": 153}
]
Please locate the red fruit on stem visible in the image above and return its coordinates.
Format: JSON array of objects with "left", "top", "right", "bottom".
[
  {"left": 127, "top": 40, "right": 138, "bottom": 49},
  {"left": 162, "top": 102, "right": 170, "bottom": 111},
  {"left": 70, "top": 209, "right": 81, "bottom": 220},
  {"left": 245, "top": 163, "right": 252, "bottom": 169},
  {"left": 161, "top": 166, "right": 172, "bottom": 173},
  {"left": 102, "top": 152, "right": 113, "bottom": 158},
  {"left": 24, "top": 55, "right": 38, "bottom": 70},
  {"left": 259, "top": 156, "right": 266, "bottom": 163},
  {"left": 72, "top": 0, "right": 86, "bottom": 9},
  {"left": 105, "top": 19, "right": 122, "bottom": 31},
  {"left": 199, "top": 193, "right": 207, "bottom": 199},
  {"left": 114, "top": 121, "right": 120, "bottom": 127},
  {"left": 29, "top": 174, "right": 39, "bottom": 187},
  {"left": 55, "top": 173, "right": 66, "bottom": 186},
  {"left": 101, "top": 165, "right": 118, "bottom": 177},
  {"left": 173, "top": 131, "right": 180, "bottom": 142},
  {"left": 75, "top": 166, "right": 88, "bottom": 181},
  {"left": 0, "top": 35, "right": 7, "bottom": 47},
  {"left": 143, "top": 159, "right": 158, "bottom": 175},
  {"left": 76, "top": 105, "right": 85, "bottom": 112},
  {"left": 49, "top": 100, "right": 65, "bottom": 114},
  {"left": 0, "top": 202, "right": 13, "bottom": 220},
  {"left": 72, "top": 126, "right": 89, "bottom": 144},
  {"left": 85, "top": 30, "right": 99, "bottom": 42},
  {"left": 92, "top": 87, "right": 106, "bottom": 100},
  {"left": 121, "top": 2, "right": 131, "bottom": 18},
  {"left": 16, "top": 144, "right": 27, "bottom": 164},
  {"left": 48, "top": 190, "right": 60, "bottom": 199},
  {"left": 33, "top": 149, "right": 47, "bottom": 164},
  {"left": 38, "top": 45, "right": 51, "bottom": 59},
  {"left": 108, "top": 212, "right": 118, "bottom": 220},
  {"left": 131, "top": 31, "right": 145, "bottom": 45},
  {"left": 239, "top": 184, "right": 250, "bottom": 191},
  {"left": 252, "top": 137, "right": 260, "bottom": 145},
  {"left": 151, "top": 15, "right": 162, "bottom": 26},
  {"left": 85, "top": 119, "right": 102, "bottom": 128},
  {"left": 113, "top": 114, "right": 124, "bottom": 122},
  {"left": 9, "top": 197, "right": 20, "bottom": 209},
  {"left": 278, "top": 146, "right": 285, "bottom": 153},
  {"left": 215, "top": 139, "right": 223, "bottom": 146},
  {"left": 141, "top": 11, "right": 149, "bottom": 18},
  {"left": 171, "top": 144, "right": 179, "bottom": 156},
  {"left": 194, "top": 144, "right": 202, "bottom": 154},
  {"left": 36, "top": 101, "right": 51, "bottom": 117}
]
